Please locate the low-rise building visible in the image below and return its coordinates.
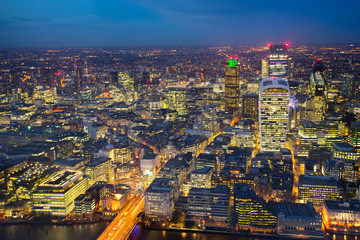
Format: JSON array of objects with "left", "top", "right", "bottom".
[
  {"left": 270, "top": 202, "right": 322, "bottom": 235},
  {"left": 298, "top": 175, "right": 343, "bottom": 207},
  {"left": 182, "top": 166, "right": 213, "bottom": 195},
  {"left": 187, "top": 185, "right": 229, "bottom": 226},
  {"left": 31, "top": 170, "right": 89, "bottom": 216},
  {"left": 323, "top": 200, "right": 360, "bottom": 231}
]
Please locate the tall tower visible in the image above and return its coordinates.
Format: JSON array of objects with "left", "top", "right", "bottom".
[
  {"left": 225, "top": 56, "right": 240, "bottom": 115},
  {"left": 268, "top": 43, "right": 291, "bottom": 80},
  {"left": 261, "top": 59, "right": 269, "bottom": 79},
  {"left": 75, "top": 67, "right": 83, "bottom": 93},
  {"left": 168, "top": 88, "right": 187, "bottom": 115},
  {"left": 259, "top": 78, "right": 290, "bottom": 152},
  {"left": 109, "top": 71, "right": 118, "bottom": 85},
  {"left": 308, "top": 59, "right": 327, "bottom": 121}
]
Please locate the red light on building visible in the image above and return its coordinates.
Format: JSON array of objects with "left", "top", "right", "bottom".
[
  {"left": 105, "top": 90, "right": 109, "bottom": 98},
  {"left": 285, "top": 43, "right": 289, "bottom": 47},
  {"left": 317, "top": 58, "right": 322, "bottom": 61},
  {"left": 55, "top": 72, "right": 61, "bottom": 76},
  {"left": 267, "top": 43, "right": 272, "bottom": 47}
]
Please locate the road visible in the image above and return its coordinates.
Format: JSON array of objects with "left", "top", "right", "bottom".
[{"left": 97, "top": 196, "right": 145, "bottom": 240}]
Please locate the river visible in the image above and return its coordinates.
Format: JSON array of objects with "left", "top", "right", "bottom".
[{"left": 1, "top": 223, "right": 358, "bottom": 240}]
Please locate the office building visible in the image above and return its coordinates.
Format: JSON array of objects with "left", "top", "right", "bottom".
[
  {"left": 347, "top": 121, "right": 360, "bottom": 153},
  {"left": 211, "top": 169, "right": 255, "bottom": 195},
  {"left": 242, "top": 93, "right": 258, "bottom": 119},
  {"left": 32, "top": 170, "right": 89, "bottom": 216},
  {"left": 145, "top": 178, "right": 174, "bottom": 221},
  {"left": 196, "top": 153, "right": 218, "bottom": 170},
  {"left": 85, "top": 157, "right": 112, "bottom": 185},
  {"left": 187, "top": 185, "right": 229, "bottom": 225},
  {"left": 74, "top": 193, "right": 96, "bottom": 215},
  {"left": 109, "top": 71, "right": 118, "bottom": 85},
  {"left": 298, "top": 175, "right": 343, "bottom": 207},
  {"left": 182, "top": 166, "right": 213, "bottom": 195},
  {"left": 75, "top": 67, "right": 83, "bottom": 93},
  {"left": 261, "top": 59, "right": 269, "bottom": 79},
  {"left": 339, "top": 162, "right": 358, "bottom": 183},
  {"left": 168, "top": 88, "right": 187, "bottom": 115},
  {"left": 225, "top": 56, "right": 240, "bottom": 114},
  {"left": 234, "top": 183, "right": 277, "bottom": 230},
  {"left": 341, "top": 74, "right": 356, "bottom": 99},
  {"left": 268, "top": 43, "right": 291, "bottom": 80},
  {"left": 259, "top": 78, "right": 290, "bottom": 152},
  {"left": 332, "top": 142, "right": 359, "bottom": 163},
  {"left": 308, "top": 59, "right": 327, "bottom": 121}
]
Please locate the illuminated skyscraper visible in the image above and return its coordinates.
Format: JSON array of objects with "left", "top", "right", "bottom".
[
  {"left": 259, "top": 78, "right": 290, "bottom": 152},
  {"left": 109, "top": 71, "right": 118, "bottom": 85},
  {"left": 261, "top": 59, "right": 269, "bottom": 79},
  {"left": 168, "top": 88, "right": 187, "bottom": 115},
  {"left": 341, "top": 73, "right": 356, "bottom": 99},
  {"left": 225, "top": 56, "right": 240, "bottom": 114},
  {"left": 268, "top": 43, "right": 291, "bottom": 80},
  {"left": 75, "top": 67, "right": 83, "bottom": 93},
  {"left": 308, "top": 59, "right": 327, "bottom": 121}
]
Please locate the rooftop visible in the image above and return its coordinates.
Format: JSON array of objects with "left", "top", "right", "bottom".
[{"left": 324, "top": 200, "right": 360, "bottom": 212}]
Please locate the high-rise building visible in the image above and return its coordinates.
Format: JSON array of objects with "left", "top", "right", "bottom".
[
  {"left": 109, "top": 71, "right": 118, "bottom": 85},
  {"left": 261, "top": 59, "right": 269, "bottom": 79},
  {"left": 242, "top": 93, "right": 258, "bottom": 119},
  {"left": 259, "top": 78, "right": 290, "bottom": 152},
  {"left": 308, "top": 59, "right": 327, "bottom": 121},
  {"left": 225, "top": 57, "right": 240, "bottom": 114},
  {"left": 341, "top": 74, "right": 356, "bottom": 99},
  {"left": 75, "top": 67, "right": 83, "bottom": 93},
  {"left": 168, "top": 88, "right": 187, "bottom": 115},
  {"left": 268, "top": 43, "right": 291, "bottom": 80}
]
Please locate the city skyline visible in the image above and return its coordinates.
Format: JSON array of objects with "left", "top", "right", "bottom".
[{"left": 1, "top": 0, "right": 360, "bottom": 48}]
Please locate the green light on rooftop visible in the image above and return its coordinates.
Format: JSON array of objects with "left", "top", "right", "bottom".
[{"left": 228, "top": 59, "right": 237, "bottom": 68}]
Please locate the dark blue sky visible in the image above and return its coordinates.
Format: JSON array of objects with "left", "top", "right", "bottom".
[{"left": 1, "top": 0, "right": 359, "bottom": 47}]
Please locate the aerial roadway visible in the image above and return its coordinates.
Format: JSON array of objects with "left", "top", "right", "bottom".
[{"left": 97, "top": 195, "right": 145, "bottom": 240}]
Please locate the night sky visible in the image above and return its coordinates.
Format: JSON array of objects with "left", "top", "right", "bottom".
[{"left": 1, "top": 0, "right": 359, "bottom": 48}]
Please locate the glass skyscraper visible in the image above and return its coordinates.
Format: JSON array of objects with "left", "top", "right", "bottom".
[
  {"left": 225, "top": 57, "right": 240, "bottom": 114},
  {"left": 259, "top": 78, "right": 290, "bottom": 152},
  {"left": 268, "top": 44, "right": 291, "bottom": 80}
]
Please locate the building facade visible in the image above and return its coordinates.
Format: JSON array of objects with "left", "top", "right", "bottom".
[
  {"left": 225, "top": 57, "right": 240, "bottom": 115},
  {"left": 32, "top": 170, "right": 89, "bottom": 216},
  {"left": 259, "top": 78, "right": 290, "bottom": 152}
]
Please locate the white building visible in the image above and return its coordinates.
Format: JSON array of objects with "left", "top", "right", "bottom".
[{"left": 259, "top": 78, "right": 290, "bottom": 152}]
